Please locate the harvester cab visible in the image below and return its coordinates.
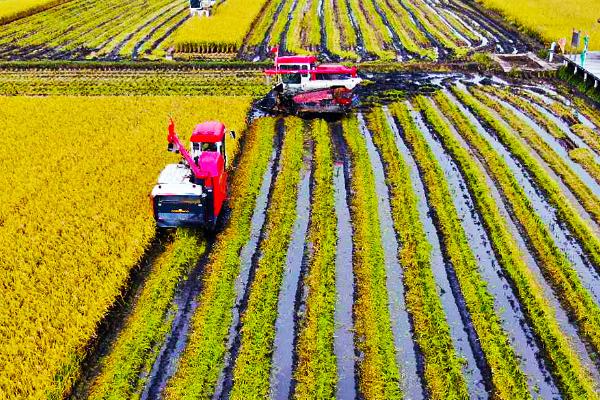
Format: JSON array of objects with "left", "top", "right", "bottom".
[
  {"left": 151, "top": 120, "right": 231, "bottom": 230},
  {"left": 262, "top": 49, "right": 363, "bottom": 114}
]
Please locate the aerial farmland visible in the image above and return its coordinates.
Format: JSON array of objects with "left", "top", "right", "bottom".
[{"left": 1, "top": 0, "right": 600, "bottom": 399}]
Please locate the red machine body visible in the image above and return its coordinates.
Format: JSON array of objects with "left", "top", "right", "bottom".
[{"left": 151, "top": 120, "right": 229, "bottom": 229}]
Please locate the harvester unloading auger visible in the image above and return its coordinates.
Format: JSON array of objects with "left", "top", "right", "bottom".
[
  {"left": 151, "top": 119, "right": 233, "bottom": 229},
  {"left": 260, "top": 47, "right": 363, "bottom": 114}
]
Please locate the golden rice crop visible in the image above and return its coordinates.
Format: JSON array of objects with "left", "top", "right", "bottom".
[
  {"left": 169, "top": 0, "right": 271, "bottom": 54},
  {"left": 476, "top": 0, "right": 600, "bottom": 50},
  {"left": 0, "top": 95, "right": 251, "bottom": 398},
  {"left": 0, "top": 0, "right": 72, "bottom": 24}
]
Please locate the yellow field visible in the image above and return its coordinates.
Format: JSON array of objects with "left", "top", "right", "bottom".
[
  {"left": 0, "top": 0, "right": 71, "bottom": 24},
  {"left": 168, "top": 0, "right": 270, "bottom": 53},
  {"left": 0, "top": 96, "right": 251, "bottom": 398},
  {"left": 477, "top": 0, "right": 600, "bottom": 51}
]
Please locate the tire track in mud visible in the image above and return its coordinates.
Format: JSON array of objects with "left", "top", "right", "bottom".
[
  {"left": 453, "top": 86, "right": 600, "bottom": 307},
  {"left": 420, "top": 100, "right": 561, "bottom": 398},
  {"left": 139, "top": 236, "right": 213, "bottom": 400},
  {"left": 331, "top": 122, "right": 357, "bottom": 400},
  {"left": 447, "top": 89, "right": 600, "bottom": 371},
  {"left": 449, "top": 0, "right": 526, "bottom": 53},
  {"left": 366, "top": 1, "right": 406, "bottom": 60},
  {"left": 214, "top": 123, "right": 283, "bottom": 400},
  {"left": 421, "top": 0, "right": 472, "bottom": 47},
  {"left": 269, "top": 141, "right": 312, "bottom": 400},
  {"left": 145, "top": 14, "right": 190, "bottom": 54},
  {"left": 440, "top": 7, "right": 488, "bottom": 49},
  {"left": 388, "top": 106, "right": 488, "bottom": 399},
  {"left": 358, "top": 113, "right": 424, "bottom": 399}
]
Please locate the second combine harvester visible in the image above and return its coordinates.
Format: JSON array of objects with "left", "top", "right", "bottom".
[{"left": 262, "top": 48, "right": 363, "bottom": 114}]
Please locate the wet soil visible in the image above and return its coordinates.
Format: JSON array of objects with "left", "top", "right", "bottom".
[
  {"left": 269, "top": 141, "right": 312, "bottom": 400},
  {"left": 331, "top": 121, "right": 358, "bottom": 400}
]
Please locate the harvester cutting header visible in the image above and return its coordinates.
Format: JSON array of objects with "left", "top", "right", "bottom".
[
  {"left": 151, "top": 119, "right": 232, "bottom": 229},
  {"left": 262, "top": 47, "right": 363, "bottom": 114}
]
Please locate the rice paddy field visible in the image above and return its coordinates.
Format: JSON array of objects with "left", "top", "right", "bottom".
[
  {"left": 476, "top": 0, "right": 600, "bottom": 51},
  {"left": 2, "top": 0, "right": 600, "bottom": 399},
  {"left": 0, "top": 0, "right": 528, "bottom": 61}
]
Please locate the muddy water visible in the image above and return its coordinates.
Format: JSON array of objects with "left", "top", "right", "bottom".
[
  {"left": 447, "top": 89, "right": 600, "bottom": 378},
  {"left": 358, "top": 113, "right": 424, "bottom": 399},
  {"left": 331, "top": 123, "right": 357, "bottom": 400},
  {"left": 420, "top": 101, "right": 561, "bottom": 398},
  {"left": 213, "top": 145, "right": 279, "bottom": 400},
  {"left": 269, "top": 149, "right": 312, "bottom": 400},
  {"left": 385, "top": 106, "right": 488, "bottom": 399}
]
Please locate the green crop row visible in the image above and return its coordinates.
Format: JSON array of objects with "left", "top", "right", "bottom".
[
  {"left": 469, "top": 87, "right": 600, "bottom": 266},
  {"left": 266, "top": 0, "right": 294, "bottom": 47},
  {"left": 574, "top": 97, "right": 600, "bottom": 129},
  {"left": 164, "top": 117, "right": 277, "bottom": 399},
  {"left": 293, "top": 119, "right": 338, "bottom": 399},
  {"left": 481, "top": 86, "right": 567, "bottom": 140},
  {"left": 570, "top": 148, "right": 600, "bottom": 185},
  {"left": 366, "top": 106, "right": 469, "bottom": 399},
  {"left": 373, "top": 0, "right": 434, "bottom": 59},
  {"left": 342, "top": 115, "right": 402, "bottom": 399},
  {"left": 428, "top": 92, "right": 599, "bottom": 399},
  {"left": 401, "top": 0, "right": 466, "bottom": 57},
  {"left": 323, "top": 0, "right": 358, "bottom": 60},
  {"left": 398, "top": 98, "right": 531, "bottom": 399},
  {"left": 285, "top": 0, "right": 310, "bottom": 54},
  {"left": 229, "top": 117, "right": 305, "bottom": 399},
  {"left": 571, "top": 124, "right": 600, "bottom": 155},
  {"left": 346, "top": 0, "right": 395, "bottom": 60},
  {"left": 89, "top": 229, "right": 205, "bottom": 399},
  {"left": 245, "top": 0, "right": 281, "bottom": 47},
  {"left": 451, "top": 87, "right": 600, "bottom": 357}
]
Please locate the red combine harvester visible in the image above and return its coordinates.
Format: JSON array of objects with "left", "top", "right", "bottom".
[
  {"left": 262, "top": 49, "right": 362, "bottom": 114},
  {"left": 151, "top": 120, "right": 232, "bottom": 229}
]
